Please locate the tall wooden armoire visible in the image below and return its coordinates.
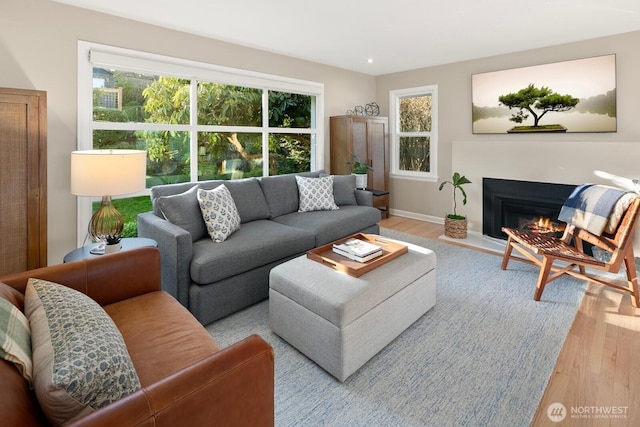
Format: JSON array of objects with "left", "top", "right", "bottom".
[
  {"left": 330, "top": 115, "right": 389, "bottom": 217},
  {"left": 0, "top": 87, "right": 47, "bottom": 275}
]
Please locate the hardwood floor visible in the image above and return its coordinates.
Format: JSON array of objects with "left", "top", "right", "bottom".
[{"left": 379, "top": 215, "right": 640, "bottom": 427}]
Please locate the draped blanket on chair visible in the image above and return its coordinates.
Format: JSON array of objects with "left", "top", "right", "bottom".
[{"left": 558, "top": 184, "right": 628, "bottom": 236}]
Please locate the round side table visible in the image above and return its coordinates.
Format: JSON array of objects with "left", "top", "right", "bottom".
[{"left": 63, "top": 237, "right": 158, "bottom": 263}]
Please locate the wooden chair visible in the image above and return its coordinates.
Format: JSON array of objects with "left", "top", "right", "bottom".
[{"left": 500, "top": 197, "right": 640, "bottom": 307}]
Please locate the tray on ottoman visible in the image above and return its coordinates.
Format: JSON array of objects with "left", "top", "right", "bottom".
[{"left": 306, "top": 233, "right": 408, "bottom": 277}]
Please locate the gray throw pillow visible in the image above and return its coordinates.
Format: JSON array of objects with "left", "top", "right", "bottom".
[
  {"left": 331, "top": 175, "right": 358, "bottom": 206},
  {"left": 258, "top": 175, "right": 300, "bottom": 218},
  {"left": 156, "top": 185, "right": 207, "bottom": 242},
  {"left": 200, "top": 178, "right": 271, "bottom": 223}
]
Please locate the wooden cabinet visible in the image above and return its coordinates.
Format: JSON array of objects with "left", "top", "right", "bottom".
[
  {"left": 0, "top": 88, "right": 47, "bottom": 275},
  {"left": 330, "top": 115, "right": 389, "bottom": 217}
]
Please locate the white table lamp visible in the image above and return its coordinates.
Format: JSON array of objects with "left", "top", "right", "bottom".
[{"left": 71, "top": 149, "right": 147, "bottom": 242}]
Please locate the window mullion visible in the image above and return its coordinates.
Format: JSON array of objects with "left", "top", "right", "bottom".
[
  {"left": 190, "top": 80, "right": 199, "bottom": 182},
  {"left": 262, "top": 90, "right": 269, "bottom": 176}
]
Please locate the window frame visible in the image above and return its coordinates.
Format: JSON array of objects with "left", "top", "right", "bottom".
[
  {"left": 76, "top": 41, "right": 324, "bottom": 245},
  {"left": 389, "top": 85, "right": 438, "bottom": 182}
]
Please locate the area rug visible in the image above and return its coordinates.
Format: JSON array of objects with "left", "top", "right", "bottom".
[{"left": 206, "top": 229, "right": 586, "bottom": 426}]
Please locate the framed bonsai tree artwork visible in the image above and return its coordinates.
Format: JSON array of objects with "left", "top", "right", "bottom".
[{"left": 472, "top": 54, "right": 616, "bottom": 134}]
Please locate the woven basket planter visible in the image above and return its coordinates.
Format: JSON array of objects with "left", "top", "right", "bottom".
[{"left": 444, "top": 216, "right": 467, "bottom": 239}]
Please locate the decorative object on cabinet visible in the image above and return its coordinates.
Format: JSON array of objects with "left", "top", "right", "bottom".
[
  {"left": 439, "top": 172, "right": 472, "bottom": 238},
  {"left": 0, "top": 87, "right": 47, "bottom": 275},
  {"left": 330, "top": 115, "right": 389, "bottom": 218},
  {"left": 71, "top": 149, "right": 147, "bottom": 243},
  {"left": 346, "top": 102, "right": 380, "bottom": 116}
]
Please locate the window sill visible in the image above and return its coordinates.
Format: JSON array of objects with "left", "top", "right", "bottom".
[{"left": 390, "top": 173, "right": 438, "bottom": 183}]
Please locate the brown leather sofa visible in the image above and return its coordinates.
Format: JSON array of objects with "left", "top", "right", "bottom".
[{"left": 0, "top": 247, "right": 274, "bottom": 426}]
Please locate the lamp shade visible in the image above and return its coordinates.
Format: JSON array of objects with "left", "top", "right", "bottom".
[{"left": 71, "top": 149, "right": 147, "bottom": 196}]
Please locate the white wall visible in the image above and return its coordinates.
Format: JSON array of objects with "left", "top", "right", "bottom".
[
  {"left": 376, "top": 31, "right": 640, "bottom": 231},
  {"left": 0, "top": 0, "right": 376, "bottom": 264},
  {"left": 452, "top": 140, "right": 640, "bottom": 233},
  {"left": 3, "top": 0, "right": 640, "bottom": 264}
]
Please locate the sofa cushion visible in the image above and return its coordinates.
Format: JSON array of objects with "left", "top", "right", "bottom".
[
  {"left": 258, "top": 171, "right": 321, "bottom": 218},
  {"left": 157, "top": 185, "right": 208, "bottom": 242},
  {"left": 198, "top": 185, "right": 242, "bottom": 243},
  {"left": 0, "top": 297, "right": 32, "bottom": 386},
  {"left": 273, "top": 205, "right": 382, "bottom": 246},
  {"left": 190, "top": 220, "right": 315, "bottom": 284},
  {"left": 25, "top": 278, "right": 141, "bottom": 426},
  {"left": 296, "top": 175, "right": 339, "bottom": 212},
  {"left": 103, "top": 291, "right": 220, "bottom": 386},
  {"left": 331, "top": 174, "right": 358, "bottom": 206},
  {"left": 200, "top": 178, "right": 271, "bottom": 223}
]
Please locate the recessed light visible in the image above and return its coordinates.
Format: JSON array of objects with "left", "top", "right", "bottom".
[{"left": 367, "top": 58, "right": 373, "bottom": 64}]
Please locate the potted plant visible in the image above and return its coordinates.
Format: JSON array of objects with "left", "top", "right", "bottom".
[
  {"left": 347, "top": 153, "right": 372, "bottom": 189},
  {"left": 438, "top": 172, "right": 472, "bottom": 238},
  {"left": 104, "top": 234, "right": 122, "bottom": 254}
]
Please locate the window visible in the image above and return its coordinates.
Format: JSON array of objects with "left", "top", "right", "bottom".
[
  {"left": 389, "top": 85, "right": 437, "bottom": 181},
  {"left": 77, "top": 42, "right": 324, "bottom": 244}
]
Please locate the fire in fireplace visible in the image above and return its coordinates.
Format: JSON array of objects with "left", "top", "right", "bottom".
[
  {"left": 483, "top": 178, "right": 577, "bottom": 240},
  {"left": 520, "top": 216, "right": 566, "bottom": 235}
]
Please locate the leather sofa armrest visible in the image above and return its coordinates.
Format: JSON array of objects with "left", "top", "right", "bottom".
[
  {"left": 0, "top": 248, "right": 161, "bottom": 307},
  {"left": 67, "top": 334, "right": 275, "bottom": 427},
  {"left": 137, "top": 212, "right": 193, "bottom": 307}
]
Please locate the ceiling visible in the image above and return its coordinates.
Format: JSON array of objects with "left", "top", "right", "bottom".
[{"left": 55, "top": 0, "right": 640, "bottom": 75}]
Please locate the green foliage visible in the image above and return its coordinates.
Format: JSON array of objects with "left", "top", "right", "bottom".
[
  {"left": 137, "top": 77, "right": 190, "bottom": 164},
  {"left": 399, "top": 137, "right": 430, "bottom": 172},
  {"left": 399, "top": 95, "right": 431, "bottom": 132},
  {"left": 347, "top": 153, "right": 372, "bottom": 174},
  {"left": 398, "top": 95, "right": 432, "bottom": 172},
  {"left": 439, "top": 172, "right": 471, "bottom": 219},
  {"left": 105, "top": 234, "right": 121, "bottom": 245},
  {"left": 137, "top": 77, "right": 312, "bottom": 178},
  {"left": 269, "top": 91, "right": 312, "bottom": 128},
  {"left": 498, "top": 84, "right": 579, "bottom": 127},
  {"left": 120, "top": 222, "right": 138, "bottom": 238},
  {"left": 93, "top": 108, "right": 129, "bottom": 148}
]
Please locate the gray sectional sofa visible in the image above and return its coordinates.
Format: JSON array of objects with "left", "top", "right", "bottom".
[{"left": 137, "top": 171, "right": 381, "bottom": 325}]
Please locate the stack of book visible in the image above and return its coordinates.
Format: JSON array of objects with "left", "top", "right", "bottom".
[{"left": 332, "top": 238, "right": 383, "bottom": 263}]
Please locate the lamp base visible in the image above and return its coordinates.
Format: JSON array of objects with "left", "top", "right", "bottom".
[{"left": 89, "top": 195, "right": 124, "bottom": 243}]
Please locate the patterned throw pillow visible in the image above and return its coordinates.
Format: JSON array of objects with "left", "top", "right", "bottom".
[
  {"left": 0, "top": 298, "right": 32, "bottom": 386},
  {"left": 296, "top": 175, "right": 339, "bottom": 212},
  {"left": 25, "top": 279, "right": 141, "bottom": 426},
  {"left": 197, "top": 184, "right": 242, "bottom": 242}
]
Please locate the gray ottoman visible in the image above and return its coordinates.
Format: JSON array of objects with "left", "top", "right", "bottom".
[{"left": 269, "top": 237, "right": 436, "bottom": 382}]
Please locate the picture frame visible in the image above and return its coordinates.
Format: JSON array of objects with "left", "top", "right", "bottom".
[{"left": 472, "top": 54, "right": 616, "bottom": 134}]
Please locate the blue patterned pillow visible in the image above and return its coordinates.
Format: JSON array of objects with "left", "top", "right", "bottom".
[
  {"left": 25, "top": 279, "right": 141, "bottom": 426},
  {"left": 296, "top": 175, "right": 339, "bottom": 212},
  {"left": 197, "top": 184, "right": 242, "bottom": 242}
]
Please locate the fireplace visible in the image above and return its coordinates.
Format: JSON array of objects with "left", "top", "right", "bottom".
[{"left": 483, "top": 178, "right": 577, "bottom": 240}]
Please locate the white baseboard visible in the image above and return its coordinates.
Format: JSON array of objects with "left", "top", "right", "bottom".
[{"left": 389, "top": 209, "right": 443, "bottom": 224}]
